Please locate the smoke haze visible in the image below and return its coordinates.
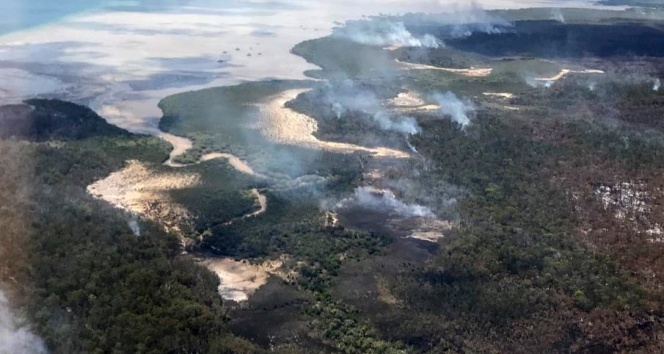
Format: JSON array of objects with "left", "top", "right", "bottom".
[
  {"left": 398, "top": 4, "right": 511, "bottom": 39},
  {"left": 0, "top": 289, "right": 47, "bottom": 354},
  {"left": 432, "top": 92, "right": 475, "bottom": 127},
  {"left": 339, "top": 187, "right": 434, "bottom": 218},
  {"left": 321, "top": 81, "right": 421, "bottom": 134},
  {"left": 333, "top": 18, "right": 441, "bottom": 48}
]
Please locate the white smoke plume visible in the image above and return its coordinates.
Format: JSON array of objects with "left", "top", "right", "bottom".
[
  {"left": 588, "top": 81, "right": 597, "bottom": 92},
  {"left": 128, "top": 219, "right": 140, "bottom": 236},
  {"left": 397, "top": 4, "right": 511, "bottom": 39},
  {"left": 323, "top": 81, "right": 421, "bottom": 134},
  {"left": 552, "top": 8, "right": 566, "bottom": 23},
  {"left": 333, "top": 18, "right": 441, "bottom": 48},
  {"left": 406, "top": 136, "right": 419, "bottom": 154},
  {"left": 525, "top": 77, "right": 554, "bottom": 88},
  {"left": 0, "top": 289, "right": 47, "bottom": 354},
  {"left": 338, "top": 187, "right": 434, "bottom": 218},
  {"left": 373, "top": 111, "right": 420, "bottom": 135},
  {"left": 432, "top": 92, "right": 475, "bottom": 127},
  {"left": 654, "top": 78, "right": 661, "bottom": 91}
]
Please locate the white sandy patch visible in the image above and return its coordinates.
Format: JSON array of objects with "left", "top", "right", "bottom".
[
  {"left": 254, "top": 89, "right": 410, "bottom": 159},
  {"left": 87, "top": 160, "right": 198, "bottom": 235},
  {"left": 483, "top": 92, "right": 514, "bottom": 99},
  {"left": 535, "top": 68, "right": 604, "bottom": 82},
  {"left": 389, "top": 92, "right": 427, "bottom": 107},
  {"left": 199, "top": 256, "right": 300, "bottom": 302},
  {"left": 199, "top": 258, "right": 282, "bottom": 302},
  {"left": 387, "top": 91, "right": 440, "bottom": 112},
  {"left": 324, "top": 211, "right": 340, "bottom": 227},
  {"left": 396, "top": 59, "right": 493, "bottom": 77}
]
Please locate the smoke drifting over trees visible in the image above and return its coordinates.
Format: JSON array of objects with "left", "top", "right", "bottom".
[
  {"left": 0, "top": 290, "right": 47, "bottom": 354},
  {"left": 333, "top": 19, "right": 440, "bottom": 48},
  {"left": 338, "top": 187, "right": 434, "bottom": 218},
  {"left": 333, "top": 5, "right": 511, "bottom": 50},
  {"left": 432, "top": 92, "right": 475, "bottom": 127},
  {"left": 320, "top": 81, "right": 421, "bottom": 135},
  {"left": 398, "top": 5, "right": 511, "bottom": 39}
]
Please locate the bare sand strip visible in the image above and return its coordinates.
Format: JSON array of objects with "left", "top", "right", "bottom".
[
  {"left": 221, "top": 188, "right": 268, "bottom": 228},
  {"left": 482, "top": 92, "right": 515, "bottom": 99},
  {"left": 167, "top": 151, "right": 266, "bottom": 178},
  {"left": 534, "top": 68, "right": 604, "bottom": 82},
  {"left": 247, "top": 188, "right": 268, "bottom": 218},
  {"left": 255, "top": 89, "right": 410, "bottom": 159},
  {"left": 395, "top": 59, "right": 493, "bottom": 77}
]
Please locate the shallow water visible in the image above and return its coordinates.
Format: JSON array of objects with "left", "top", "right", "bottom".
[{"left": 0, "top": 1, "right": 616, "bottom": 135}]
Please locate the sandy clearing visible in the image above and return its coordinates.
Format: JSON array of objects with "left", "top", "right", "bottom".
[
  {"left": 254, "top": 89, "right": 410, "bottom": 159},
  {"left": 389, "top": 92, "right": 427, "bottom": 107},
  {"left": 324, "top": 211, "right": 340, "bottom": 227},
  {"left": 199, "top": 258, "right": 283, "bottom": 302},
  {"left": 396, "top": 59, "right": 493, "bottom": 77},
  {"left": 407, "top": 219, "right": 457, "bottom": 243},
  {"left": 87, "top": 160, "right": 198, "bottom": 235},
  {"left": 387, "top": 91, "right": 440, "bottom": 112},
  {"left": 534, "top": 68, "right": 604, "bottom": 82}
]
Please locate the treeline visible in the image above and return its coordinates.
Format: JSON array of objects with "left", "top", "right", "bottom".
[{"left": 0, "top": 99, "right": 130, "bottom": 141}]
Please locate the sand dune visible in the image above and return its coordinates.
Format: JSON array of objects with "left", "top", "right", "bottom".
[
  {"left": 87, "top": 160, "right": 198, "bottom": 235},
  {"left": 396, "top": 59, "right": 493, "bottom": 77},
  {"left": 255, "top": 89, "right": 410, "bottom": 159}
]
